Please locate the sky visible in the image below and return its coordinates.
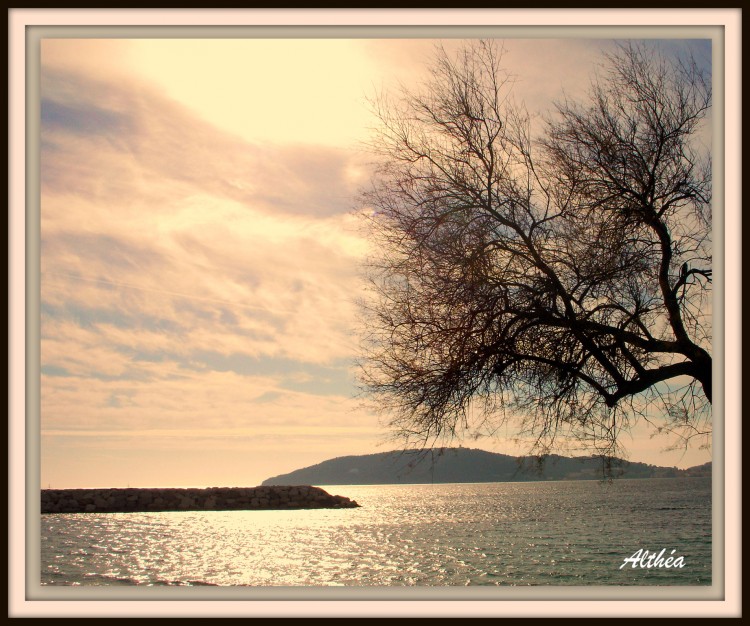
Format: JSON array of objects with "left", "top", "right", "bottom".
[{"left": 39, "top": 37, "right": 713, "bottom": 488}]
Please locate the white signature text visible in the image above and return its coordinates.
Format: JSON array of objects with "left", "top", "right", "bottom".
[{"left": 620, "top": 548, "right": 686, "bottom": 569}]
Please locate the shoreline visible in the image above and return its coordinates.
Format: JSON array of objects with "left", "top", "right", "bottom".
[{"left": 41, "top": 485, "right": 359, "bottom": 514}]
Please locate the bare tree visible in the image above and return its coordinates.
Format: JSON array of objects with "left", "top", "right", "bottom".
[{"left": 358, "top": 41, "right": 712, "bottom": 459}]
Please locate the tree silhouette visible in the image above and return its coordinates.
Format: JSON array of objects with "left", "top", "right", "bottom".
[{"left": 358, "top": 41, "right": 712, "bottom": 458}]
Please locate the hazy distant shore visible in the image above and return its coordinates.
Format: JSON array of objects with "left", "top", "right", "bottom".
[
  {"left": 262, "top": 448, "right": 712, "bottom": 486},
  {"left": 41, "top": 485, "right": 359, "bottom": 514}
]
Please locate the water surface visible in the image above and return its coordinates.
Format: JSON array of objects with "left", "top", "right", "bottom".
[{"left": 41, "top": 478, "right": 711, "bottom": 586}]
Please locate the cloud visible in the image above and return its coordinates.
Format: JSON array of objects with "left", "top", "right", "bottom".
[
  {"left": 42, "top": 99, "right": 134, "bottom": 137},
  {"left": 39, "top": 60, "right": 379, "bottom": 479},
  {"left": 39, "top": 362, "right": 380, "bottom": 463},
  {"left": 41, "top": 66, "right": 372, "bottom": 219}
]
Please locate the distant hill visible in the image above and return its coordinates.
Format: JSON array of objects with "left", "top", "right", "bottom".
[{"left": 261, "top": 448, "right": 712, "bottom": 486}]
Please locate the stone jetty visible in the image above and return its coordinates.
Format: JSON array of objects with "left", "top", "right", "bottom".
[{"left": 41, "top": 485, "right": 359, "bottom": 514}]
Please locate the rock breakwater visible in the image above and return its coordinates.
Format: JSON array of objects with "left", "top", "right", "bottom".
[{"left": 41, "top": 485, "right": 360, "bottom": 514}]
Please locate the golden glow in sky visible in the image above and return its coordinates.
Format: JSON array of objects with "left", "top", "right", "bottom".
[{"left": 127, "top": 39, "right": 382, "bottom": 146}]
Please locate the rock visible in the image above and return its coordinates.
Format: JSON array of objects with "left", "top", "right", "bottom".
[{"left": 41, "top": 486, "right": 359, "bottom": 513}]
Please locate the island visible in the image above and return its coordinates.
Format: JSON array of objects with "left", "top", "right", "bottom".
[
  {"left": 262, "top": 448, "right": 712, "bottom": 486},
  {"left": 41, "top": 485, "right": 360, "bottom": 514}
]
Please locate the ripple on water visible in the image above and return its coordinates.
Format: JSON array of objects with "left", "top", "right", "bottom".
[{"left": 41, "top": 479, "right": 711, "bottom": 586}]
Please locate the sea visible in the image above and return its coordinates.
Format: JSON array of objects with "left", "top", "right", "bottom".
[{"left": 41, "top": 477, "right": 711, "bottom": 587}]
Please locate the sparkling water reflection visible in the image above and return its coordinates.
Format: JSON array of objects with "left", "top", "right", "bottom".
[{"left": 41, "top": 478, "right": 711, "bottom": 586}]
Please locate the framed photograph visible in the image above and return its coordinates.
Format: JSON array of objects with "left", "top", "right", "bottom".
[{"left": 8, "top": 7, "right": 742, "bottom": 619}]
